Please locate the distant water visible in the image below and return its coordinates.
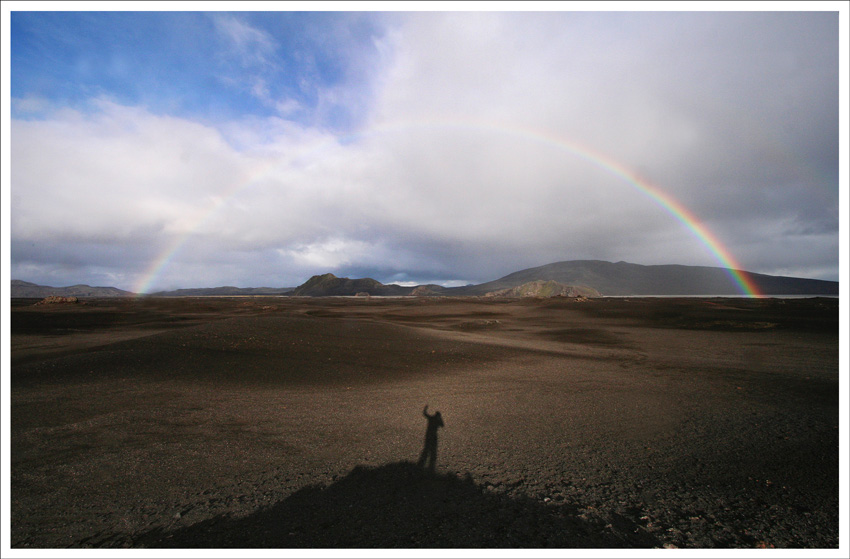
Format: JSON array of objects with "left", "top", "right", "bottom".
[{"left": 604, "top": 294, "right": 838, "bottom": 299}]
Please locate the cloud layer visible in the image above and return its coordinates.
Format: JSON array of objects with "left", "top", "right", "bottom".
[{"left": 8, "top": 10, "right": 840, "bottom": 291}]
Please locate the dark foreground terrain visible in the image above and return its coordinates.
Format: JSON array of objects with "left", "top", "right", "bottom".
[{"left": 9, "top": 295, "right": 840, "bottom": 548}]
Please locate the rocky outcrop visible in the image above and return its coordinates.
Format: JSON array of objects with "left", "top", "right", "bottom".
[
  {"left": 411, "top": 286, "right": 439, "bottom": 296},
  {"left": 484, "top": 280, "right": 600, "bottom": 298}
]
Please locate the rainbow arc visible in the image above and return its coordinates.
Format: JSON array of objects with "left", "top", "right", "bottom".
[{"left": 134, "top": 118, "right": 763, "bottom": 298}]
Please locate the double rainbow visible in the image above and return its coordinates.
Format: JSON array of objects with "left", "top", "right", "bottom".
[{"left": 134, "top": 118, "right": 763, "bottom": 297}]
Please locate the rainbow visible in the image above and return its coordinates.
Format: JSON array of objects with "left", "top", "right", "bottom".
[{"left": 134, "top": 117, "right": 764, "bottom": 297}]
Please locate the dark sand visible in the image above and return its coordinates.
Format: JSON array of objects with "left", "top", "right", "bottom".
[{"left": 9, "top": 296, "right": 839, "bottom": 548}]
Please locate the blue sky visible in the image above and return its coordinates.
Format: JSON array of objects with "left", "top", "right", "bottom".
[
  {"left": 4, "top": 5, "right": 845, "bottom": 292},
  {"left": 11, "top": 11, "right": 383, "bottom": 130}
]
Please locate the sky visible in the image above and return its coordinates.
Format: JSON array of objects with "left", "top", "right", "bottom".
[{"left": 3, "top": 3, "right": 845, "bottom": 293}]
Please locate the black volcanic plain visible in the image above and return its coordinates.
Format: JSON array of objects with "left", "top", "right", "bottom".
[{"left": 10, "top": 294, "right": 838, "bottom": 548}]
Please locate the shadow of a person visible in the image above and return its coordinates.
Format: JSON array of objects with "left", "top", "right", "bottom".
[{"left": 417, "top": 405, "right": 444, "bottom": 473}]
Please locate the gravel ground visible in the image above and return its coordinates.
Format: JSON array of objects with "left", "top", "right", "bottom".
[{"left": 8, "top": 296, "right": 841, "bottom": 550}]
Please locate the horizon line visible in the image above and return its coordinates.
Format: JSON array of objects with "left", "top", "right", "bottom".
[{"left": 13, "top": 258, "right": 839, "bottom": 294}]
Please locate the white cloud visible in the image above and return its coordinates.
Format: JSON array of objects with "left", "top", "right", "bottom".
[
  {"left": 11, "top": 96, "right": 52, "bottom": 116},
  {"left": 274, "top": 98, "right": 302, "bottom": 117},
  {"left": 281, "top": 238, "right": 373, "bottom": 269},
  {"left": 210, "top": 14, "right": 286, "bottom": 109},
  {"left": 9, "top": 12, "right": 839, "bottom": 291},
  {"left": 211, "top": 14, "right": 277, "bottom": 68},
  {"left": 11, "top": 101, "right": 245, "bottom": 241}
]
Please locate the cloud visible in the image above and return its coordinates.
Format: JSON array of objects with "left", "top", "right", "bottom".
[
  {"left": 9, "top": 11, "right": 840, "bottom": 291},
  {"left": 211, "top": 14, "right": 278, "bottom": 69},
  {"left": 358, "top": 12, "right": 838, "bottom": 275},
  {"left": 10, "top": 96, "right": 52, "bottom": 116},
  {"left": 209, "top": 13, "right": 286, "bottom": 112}
]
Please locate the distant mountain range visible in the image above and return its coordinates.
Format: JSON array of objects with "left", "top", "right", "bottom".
[
  {"left": 9, "top": 280, "right": 134, "bottom": 298},
  {"left": 10, "top": 260, "right": 839, "bottom": 299}
]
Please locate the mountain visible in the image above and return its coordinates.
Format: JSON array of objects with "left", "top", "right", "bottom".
[
  {"left": 447, "top": 260, "right": 838, "bottom": 296},
  {"left": 11, "top": 260, "right": 837, "bottom": 300},
  {"left": 10, "top": 280, "right": 134, "bottom": 298},
  {"left": 288, "top": 273, "right": 602, "bottom": 298},
  {"left": 289, "top": 273, "right": 414, "bottom": 297}
]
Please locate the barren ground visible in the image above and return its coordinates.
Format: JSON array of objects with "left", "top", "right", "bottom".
[{"left": 9, "top": 295, "right": 840, "bottom": 549}]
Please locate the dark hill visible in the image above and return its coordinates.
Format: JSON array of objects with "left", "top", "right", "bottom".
[
  {"left": 10, "top": 280, "right": 134, "bottom": 298},
  {"left": 290, "top": 273, "right": 413, "bottom": 297},
  {"left": 448, "top": 260, "right": 838, "bottom": 297}
]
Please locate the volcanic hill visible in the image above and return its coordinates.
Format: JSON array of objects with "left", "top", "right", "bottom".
[
  {"left": 447, "top": 260, "right": 838, "bottom": 297},
  {"left": 289, "top": 273, "right": 414, "bottom": 297}
]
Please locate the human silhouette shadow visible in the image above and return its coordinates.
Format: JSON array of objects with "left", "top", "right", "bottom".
[
  {"left": 129, "top": 461, "right": 660, "bottom": 548},
  {"left": 124, "top": 406, "right": 660, "bottom": 548},
  {"left": 417, "top": 405, "right": 443, "bottom": 472}
]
